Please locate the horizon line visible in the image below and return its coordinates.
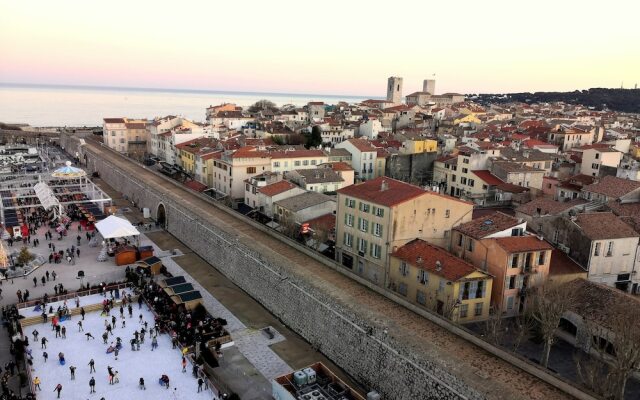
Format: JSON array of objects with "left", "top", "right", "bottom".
[{"left": 0, "top": 81, "right": 382, "bottom": 101}]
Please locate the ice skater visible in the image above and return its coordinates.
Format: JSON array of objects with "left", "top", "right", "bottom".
[
  {"left": 77, "top": 321, "right": 83, "bottom": 332},
  {"left": 53, "top": 383, "right": 62, "bottom": 398},
  {"left": 43, "top": 352, "right": 48, "bottom": 362},
  {"left": 85, "top": 332, "right": 95, "bottom": 340},
  {"left": 139, "top": 377, "right": 146, "bottom": 390},
  {"left": 198, "top": 377, "right": 204, "bottom": 392},
  {"left": 113, "top": 371, "right": 119, "bottom": 384},
  {"left": 128, "top": 304, "right": 133, "bottom": 318},
  {"left": 121, "top": 319, "right": 126, "bottom": 329},
  {"left": 88, "top": 359, "right": 96, "bottom": 373},
  {"left": 89, "top": 377, "right": 96, "bottom": 393},
  {"left": 102, "top": 332, "right": 108, "bottom": 344},
  {"left": 41, "top": 337, "right": 48, "bottom": 349},
  {"left": 61, "top": 326, "right": 66, "bottom": 339},
  {"left": 32, "top": 329, "right": 39, "bottom": 342},
  {"left": 69, "top": 365, "right": 76, "bottom": 380},
  {"left": 107, "top": 366, "right": 114, "bottom": 385},
  {"left": 139, "top": 314, "right": 143, "bottom": 324},
  {"left": 33, "top": 377, "right": 41, "bottom": 391},
  {"left": 80, "top": 307, "right": 85, "bottom": 320},
  {"left": 151, "top": 336, "right": 158, "bottom": 351},
  {"left": 181, "top": 356, "right": 187, "bottom": 372}
]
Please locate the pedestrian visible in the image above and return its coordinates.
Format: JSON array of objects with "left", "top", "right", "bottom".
[
  {"left": 77, "top": 321, "right": 83, "bottom": 332},
  {"left": 111, "top": 315, "right": 116, "bottom": 327},
  {"left": 16, "top": 290, "right": 23, "bottom": 303},
  {"left": 85, "top": 332, "right": 95, "bottom": 340},
  {"left": 53, "top": 383, "right": 62, "bottom": 398},
  {"left": 181, "top": 356, "right": 187, "bottom": 372},
  {"left": 139, "top": 314, "right": 143, "bottom": 324},
  {"left": 198, "top": 377, "right": 204, "bottom": 392},
  {"left": 76, "top": 248, "right": 80, "bottom": 257},
  {"left": 41, "top": 276, "right": 45, "bottom": 286},
  {"left": 43, "top": 352, "right": 48, "bottom": 362},
  {"left": 32, "top": 329, "right": 39, "bottom": 342},
  {"left": 55, "top": 325, "right": 61, "bottom": 338},
  {"left": 121, "top": 319, "right": 125, "bottom": 329},
  {"left": 46, "top": 271, "right": 50, "bottom": 281},
  {"left": 88, "top": 359, "right": 95, "bottom": 373},
  {"left": 139, "top": 377, "right": 145, "bottom": 390},
  {"left": 77, "top": 235, "right": 81, "bottom": 246},
  {"left": 61, "top": 326, "right": 66, "bottom": 339},
  {"left": 151, "top": 336, "right": 158, "bottom": 351},
  {"left": 89, "top": 377, "right": 95, "bottom": 393},
  {"left": 80, "top": 307, "right": 85, "bottom": 320},
  {"left": 127, "top": 304, "right": 132, "bottom": 318},
  {"left": 102, "top": 332, "right": 108, "bottom": 344},
  {"left": 52, "top": 271, "right": 56, "bottom": 281},
  {"left": 33, "top": 377, "right": 41, "bottom": 391},
  {"left": 113, "top": 371, "right": 119, "bottom": 384},
  {"left": 114, "top": 347, "right": 119, "bottom": 360},
  {"left": 69, "top": 365, "right": 76, "bottom": 380},
  {"left": 41, "top": 337, "right": 48, "bottom": 349},
  {"left": 33, "top": 276, "right": 37, "bottom": 287}
]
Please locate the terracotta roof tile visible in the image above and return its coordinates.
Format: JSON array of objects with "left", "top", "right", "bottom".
[
  {"left": 257, "top": 180, "right": 298, "bottom": 197},
  {"left": 574, "top": 212, "right": 640, "bottom": 240},
  {"left": 454, "top": 212, "right": 521, "bottom": 239},
  {"left": 494, "top": 236, "right": 553, "bottom": 253},
  {"left": 392, "top": 239, "right": 483, "bottom": 282},
  {"left": 471, "top": 170, "right": 503, "bottom": 185},
  {"left": 582, "top": 176, "right": 640, "bottom": 199}
]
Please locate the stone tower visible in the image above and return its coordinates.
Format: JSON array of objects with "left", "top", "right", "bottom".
[
  {"left": 386, "top": 76, "right": 403, "bottom": 104},
  {"left": 423, "top": 79, "right": 436, "bottom": 95}
]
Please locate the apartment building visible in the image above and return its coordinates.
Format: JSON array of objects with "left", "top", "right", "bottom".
[
  {"left": 286, "top": 168, "right": 345, "bottom": 193},
  {"left": 335, "top": 138, "right": 379, "bottom": 181},
  {"left": 579, "top": 147, "right": 622, "bottom": 177},
  {"left": 212, "top": 147, "right": 271, "bottom": 201},
  {"left": 269, "top": 149, "right": 329, "bottom": 174},
  {"left": 389, "top": 239, "right": 492, "bottom": 322},
  {"left": 336, "top": 177, "right": 473, "bottom": 287}
]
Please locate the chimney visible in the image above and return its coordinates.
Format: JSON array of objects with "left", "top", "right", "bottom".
[
  {"left": 435, "top": 260, "right": 442, "bottom": 271},
  {"left": 416, "top": 256, "right": 423, "bottom": 264},
  {"left": 381, "top": 180, "right": 389, "bottom": 191}
]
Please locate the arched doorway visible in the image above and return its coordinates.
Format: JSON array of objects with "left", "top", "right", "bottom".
[{"left": 156, "top": 203, "right": 167, "bottom": 229}]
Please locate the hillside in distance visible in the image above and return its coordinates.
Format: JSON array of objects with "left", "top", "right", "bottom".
[{"left": 473, "top": 88, "right": 640, "bottom": 113}]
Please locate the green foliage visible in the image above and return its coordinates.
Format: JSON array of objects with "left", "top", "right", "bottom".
[
  {"left": 16, "top": 247, "right": 34, "bottom": 266},
  {"left": 248, "top": 99, "right": 278, "bottom": 113},
  {"left": 304, "top": 126, "right": 323, "bottom": 149}
]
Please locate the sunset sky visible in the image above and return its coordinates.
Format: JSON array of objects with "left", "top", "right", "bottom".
[{"left": 1, "top": 0, "right": 638, "bottom": 96}]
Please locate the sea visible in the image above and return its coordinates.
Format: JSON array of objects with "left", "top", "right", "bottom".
[{"left": 0, "top": 83, "right": 375, "bottom": 128}]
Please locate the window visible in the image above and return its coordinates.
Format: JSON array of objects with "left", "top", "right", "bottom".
[
  {"left": 416, "top": 290, "right": 426, "bottom": 305},
  {"left": 371, "top": 244, "right": 381, "bottom": 259},
  {"left": 460, "top": 177, "right": 467, "bottom": 185},
  {"left": 373, "top": 223, "right": 382, "bottom": 237},
  {"left": 273, "top": 161, "right": 280, "bottom": 167},
  {"left": 467, "top": 238, "right": 474, "bottom": 252},
  {"left": 459, "top": 304, "right": 469, "bottom": 318},
  {"left": 595, "top": 153, "right": 600, "bottom": 159},
  {"left": 438, "top": 279, "right": 445, "bottom": 292},
  {"left": 399, "top": 261, "right": 409, "bottom": 276},
  {"left": 294, "top": 161, "right": 301, "bottom": 166},
  {"left": 607, "top": 241, "right": 613, "bottom": 257},
  {"left": 462, "top": 157, "right": 469, "bottom": 164},
  {"left": 245, "top": 183, "right": 250, "bottom": 192},
  {"left": 311, "top": 160, "right": 316, "bottom": 165},
  {"left": 467, "top": 179, "right": 475, "bottom": 187},
  {"left": 343, "top": 232, "right": 353, "bottom": 247},
  {"left": 119, "top": 138, "right": 125, "bottom": 144},
  {"left": 418, "top": 270, "right": 429, "bottom": 285},
  {"left": 357, "top": 238, "right": 367, "bottom": 253},
  {"left": 398, "top": 283, "right": 408, "bottom": 296},
  {"left": 358, "top": 218, "right": 369, "bottom": 232},
  {"left": 594, "top": 242, "right": 600, "bottom": 256},
  {"left": 246, "top": 167, "right": 256, "bottom": 174},
  {"left": 345, "top": 214, "right": 354, "bottom": 227},
  {"left": 457, "top": 234, "right": 463, "bottom": 247},
  {"left": 482, "top": 184, "right": 488, "bottom": 190},
  {"left": 345, "top": 198, "right": 355, "bottom": 208},
  {"left": 538, "top": 251, "right": 546, "bottom": 265},
  {"left": 508, "top": 275, "right": 516, "bottom": 289},
  {"left": 591, "top": 163, "right": 599, "bottom": 169},
  {"left": 451, "top": 175, "right": 456, "bottom": 182},
  {"left": 303, "top": 160, "right": 309, "bottom": 166},
  {"left": 445, "top": 209, "right": 450, "bottom": 218},
  {"left": 462, "top": 168, "right": 468, "bottom": 173},
  {"left": 506, "top": 296, "right": 514, "bottom": 310},
  {"left": 474, "top": 303, "right": 483, "bottom": 317},
  {"left": 511, "top": 228, "right": 523, "bottom": 236},
  {"left": 375, "top": 207, "right": 384, "bottom": 217},
  {"left": 359, "top": 202, "right": 370, "bottom": 213}
]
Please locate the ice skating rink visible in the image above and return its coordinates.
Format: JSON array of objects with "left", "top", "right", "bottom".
[{"left": 22, "top": 296, "right": 215, "bottom": 400}]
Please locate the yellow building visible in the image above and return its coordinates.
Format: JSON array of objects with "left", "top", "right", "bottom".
[
  {"left": 630, "top": 143, "right": 640, "bottom": 160},
  {"left": 336, "top": 177, "right": 474, "bottom": 288},
  {"left": 401, "top": 138, "right": 438, "bottom": 154},
  {"left": 389, "top": 239, "right": 493, "bottom": 322},
  {"left": 453, "top": 114, "right": 482, "bottom": 125}
]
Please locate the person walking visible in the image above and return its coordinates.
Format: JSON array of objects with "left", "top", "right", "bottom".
[
  {"left": 113, "top": 371, "right": 119, "bottom": 384},
  {"left": 43, "top": 352, "right": 48, "bottom": 362},
  {"left": 53, "top": 383, "right": 62, "bottom": 398},
  {"left": 61, "top": 326, "right": 66, "bottom": 339},
  {"left": 89, "top": 377, "right": 96, "bottom": 393},
  {"left": 52, "top": 271, "right": 56, "bottom": 281},
  {"left": 77, "top": 321, "right": 83, "bottom": 332},
  {"left": 46, "top": 271, "right": 50, "bottom": 281},
  {"left": 138, "top": 377, "right": 145, "bottom": 390},
  {"left": 151, "top": 336, "right": 158, "bottom": 351},
  {"left": 88, "top": 359, "right": 96, "bottom": 373},
  {"left": 76, "top": 248, "right": 80, "bottom": 258},
  {"left": 102, "top": 332, "right": 108, "bottom": 344},
  {"left": 181, "top": 356, "right": 187, "bottom": 373},
  {"left": 32, "top": 329, "right": 39, "bottom": 342},
  {"left": 197, "top": 377, "right": 204, "bottom": 393},
  {"left": 33, "top": 276, "right": 37, "bottom": 287},
  {"left": 33, "top": 377, "right": 41, "bottom": 391},
  {"left": 55, "top": 325, "right": 61, "bottom": 338},
  {"left": 69, "top": 365, "right": 76, "bottom": 380},
  {"left": 80, "top": 307, "right": 85, "bottom": 320},
  {"left": 41, "top": 337, "right": 48, "bottom": 349},
  {"left": 41, "top": 276, "right": 46, "bottom": 286}
]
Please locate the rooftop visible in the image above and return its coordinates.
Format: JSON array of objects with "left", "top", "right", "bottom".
[
  {"left": 582, "top": 175, "right": 640, "bottom": 199},
  {"left": 574, "top": 212, "right": 640, "bottom": 240},
  {"left": 391, "top": 239, "right": 483, "bottom": 282},
  {"left": 337, "top": 177, "right": 426, "bottom": 207},
  {"left": 258, "top": 180, "right": 298, "bottom": 197},
  {"left": 274, "top": 191, "right": 334, "bottom": 212},
  {"left": 471, "top": 170, "right": 503, "bottom": 186},
  {"left": 493, "top": 236, "right": 553, "bottom": 253},
  {"left": 516, "top": 198, "right": 587, "bottom": 217},
  {"left": 549, "top": 249, "right": 586, "bottom": 277},
  {"left": 292, "top": 168, "right": 344, "bottom": 184},
  {"left": 454, "top": 212, "right": 521, "bottom": 239}
]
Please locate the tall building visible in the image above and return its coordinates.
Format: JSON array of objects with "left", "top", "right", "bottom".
[
  {"left": 423, "top": 79, "right": 436, "bottom": 95},
  {"left": 386, "top": 76, "right": 403, "bottom": 104}
]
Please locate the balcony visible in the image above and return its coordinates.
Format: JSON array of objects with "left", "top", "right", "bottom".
[{"left": 128, "top": 140, "right": 147, "bottom": 145}]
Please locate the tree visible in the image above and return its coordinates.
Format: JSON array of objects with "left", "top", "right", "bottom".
[
  {"left": 16, "top": 247, "right": 34, "bottom": 266},
  {"left": 511, "top": 312, "right": 536, "bottom": 352},
  {"left": 304, "top": 126, "right": 323, "bottom": 149},
  {"left": 529, "top": 284, "right": 576, "bottom": 368},
  {"left": 248, "top": 99, "right": 278, "bottom": 113},
  {"left": 483, "top": 305, "right": 505, "bottom": 346},
  {"left": 577, "top": 303, "right": 640, "bottom": 400}
]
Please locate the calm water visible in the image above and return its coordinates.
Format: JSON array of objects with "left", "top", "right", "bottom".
[{"left": 0, "top": 83, "right": 374, "bottom": 127}]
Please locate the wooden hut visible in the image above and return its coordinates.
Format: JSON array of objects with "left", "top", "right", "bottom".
[
  {"left": 135, "top": 256, "right": 163, "bottom": 275},
  {"left": 158, "top": 276, "right": 186, "bottom": 289},
  {"left": 163, "top": 283, "right": 195, "bottom": 296},
  {"left": 170, "top": 290, "right": 203, "bottom": 311}
]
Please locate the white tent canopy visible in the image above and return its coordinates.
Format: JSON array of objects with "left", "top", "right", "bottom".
[{"left": 95, "top": 215, "right": 140, "bottom": 239}]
